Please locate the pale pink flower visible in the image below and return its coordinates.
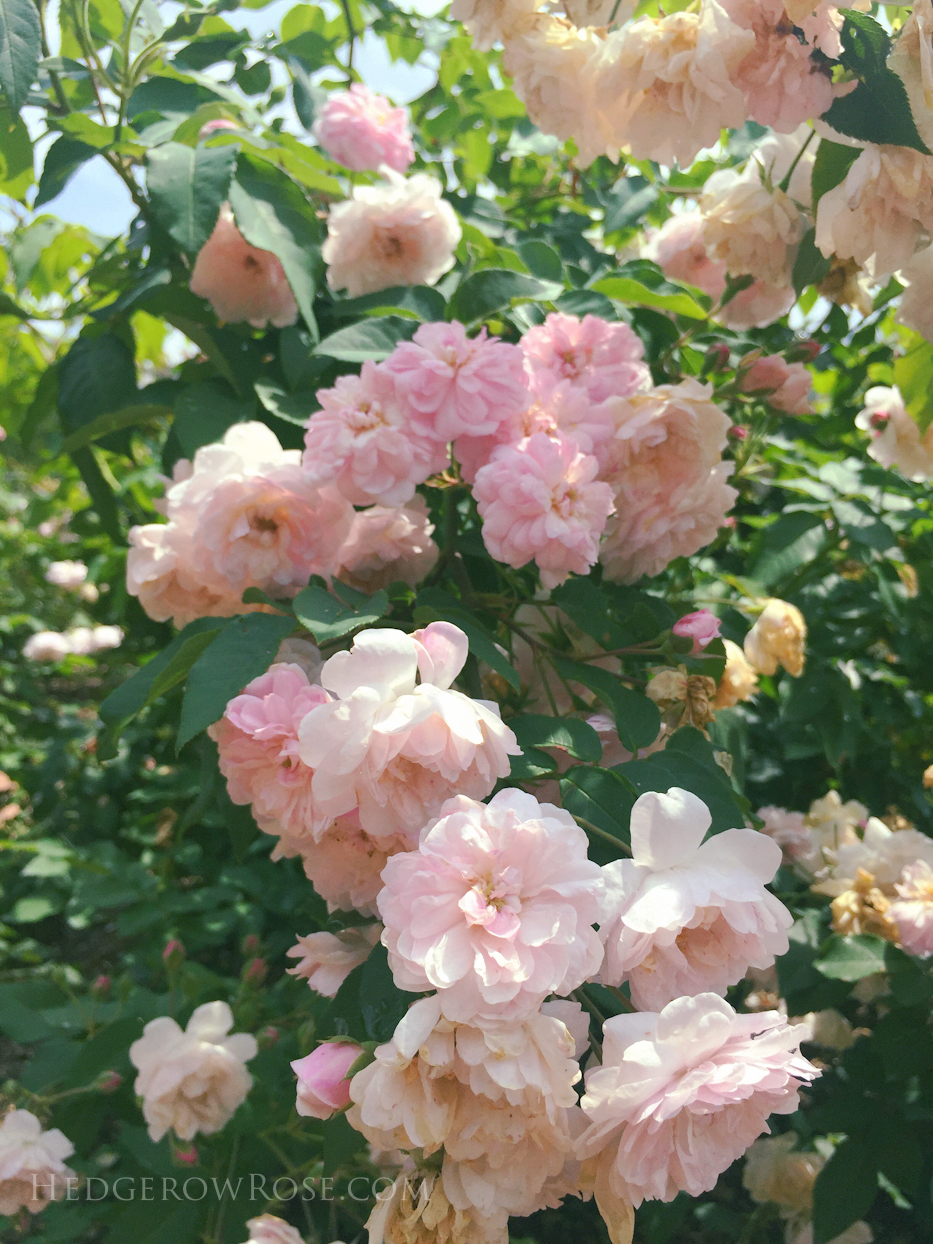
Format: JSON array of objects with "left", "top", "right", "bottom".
[
  {"left": 129, "top": 1001, "right": 258, "bottom": 1142},
  {"left": 313, "top": 84, "right": 414, "bottom": 173},
  {"left": 378, "top": 787, "right": 606, "bottom": 1021},
  {"left": 286, "top": 925, "right": 382, "bottom": 996},
  {"left": 897, "top": 244, "right": 933, "bottom": 342},
  {"left": 0, "top": 1109, "right": 75, "bottom": 1216},
  {"left": 599, "top": 787, "right": 792, "bottom": 1010},
  {"left": 717, "top": 278, "right": 795, "bottom": 330},
  {"left": 243, "top": 1215, "right": 306, "bottom": 1244},
  {"left": 332, "top": 496, "right": 439, "bottom": 593},
  {"left": 757, "top": 805, "right": 813, "bottom": 863},
  {"left": 599, "top": 379, "right": 737, "bottom": 583},
  {"left": 23, "top": 631, "right": 71, "bottom": 662},
  {"left": 473, "top": 431, "right": 615, "bottom": 589},
  {"left": 741, "top": 355, "right": 814, "bottom": 414},
  {"left": 63, "top": 624, "right": 123, "bottom": 655},
  {"left": 449, "top": 0, "right": 542, "bottom": 51},
  {"left": 701, "top": 168, "right": 804, "bottom": 290},
  {"left": 323, "top": 169, "right": 461, "bottom": 297},
  {"left": 855, "top": 385, "right": 933, "bottom": 481},
  {"left": 303, "top": 363, "right": 448, "bottom": 506},
  {"left": 297, "top": 623, "right": 519, "bottom": 839},
  {"left": 44, "top": 560, "right": 87, "bottom": 589},
  {"left": 292, "top": 1041, "right": 360, "bottom": 1119},
  {"left": 889, "top": 0, "right": 933, "bottom": 152},
  {"left": 520, "top": 313, "right": 650, "bottom": 404},
  {"left": 645, "top": 213, "right": 727, "bottom": 300},
  {"left": 672, "top": 609, "right": 721, "bottom": 653},
  {"left": 126, "top": 516, "right": 236, "bottom": 628},
  {"left": 577, "top": 993, "right": 820, "bottom": 1205},
  {"left": 384, "top": 321, "right": 530, "bottom": 441},
  {"left": 591, "top": 2, "right": 754, "bottom": 168},
  {"left": 298, "top": 815, "right": 413, "bottom": 916},
  {"left": 884, "top": 860, "right": 933, "bottom": 957},
  {"left": 724, "top": 0, "right": 834, "bottom": 131},
  {"left": 209, "top": 662, "right": 332, "bottom": 844},
  {"left": 190, "top": 206, "right": 297, "bottom": 328}
]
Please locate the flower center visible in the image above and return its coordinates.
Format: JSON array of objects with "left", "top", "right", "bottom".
[
  {"left": 347, "top": 400, "right": 388, "bottom": 434},
  {"left": 459, "top": 877, "right": 522, "bottom": 938}
]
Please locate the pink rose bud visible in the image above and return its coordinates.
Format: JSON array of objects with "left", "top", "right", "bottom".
[
  {"left": 727, "top": 425, "right": 747, "bottom": 440},
  {"left": 241, "top": 933, "right": 261, "bottom": 956},
  {"left": 703, "top": 343, "right": 731, "bottom": 374},
  {"left": 258, "top": 1025, "right": 279, "bottom": 1048},
  {"left": 198, "top": 118, "right": 239, "bottom": 138},
  {"left": 291, "top": 1042, "right": 359, "bottom": 1119},
  {"left": 243, "top": 957, "right": 268, "bottom": 987},
  {"left": 672, "top": 609, "right": 722, "bottom": 655},
  {"left": 0, "top": 426, "right": 7, "bottom": 441},
  {"left": 787, "top": 338, "right": 821, "bottom": 362},
  {"left": 175, "top": 1145, "right": 198, "bottom": 1166},
  {"left": 870, "top": 411, "right": 890, "bottom": 429},
  {"left": 163, "top": 939, "right": 185, "bottom": 967},
  {"left": 97, "top": 1071, "right": 122, "bottom": 1094},
  {"left": 91, "top": 974, "right": 111, "bottom": 997}
]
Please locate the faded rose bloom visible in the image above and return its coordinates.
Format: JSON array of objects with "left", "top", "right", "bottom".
[
  {"left": 473, "top": 431, "right": 615, "bottom": 589},
  {"left": 303, "top": 363, "right": 449, "bottom": 506},
  {"left": 714, "top": 639, "right": 759, "bottom": 708},
  {"left": 297, "top": 623, "right": 519, "bottom": 839},
  {"left": 577, "top": 994, "right": 820, "bottom": 1206},
  {"left": 243, "top": 1215, "right": 307, "bottom": 1244},
  {"left": 520, "top": 312, "right": 650, "bottom": 404},
  {"left": 701, "top": 169, "right": 804, "bottom": 289},
  {"left": 815, "top": 816, "right": 933, "bottom": 897},
  {"left": 449, "top": 0, "right": 542, "bottom": 51},
  {"left": 741, "top": 355, "right": 814, "bottom": 414},
  {"left": 323, "top": 169, "right": 461, "bottom": 298},
  {"left": 365, "top": 1165, "right": 508, "bottom": 1244},
  {"left": 286, "top": 925, "right": 382, "bottom": 996},
  {"left": 292, "top": 1041, "right": 360, "bottom": 1119},
  {"left": 379, "top": 788, "right": 605, "bottom": 1022},
  {"left": 384, "top": 320, "right": 530, "bottom": 442},
  {"left": 591, "top": 2, "right": 754, "bottom": 168},
  {"left": 888, "top": 860, "right": 933, "bottom": 957},
  {"left": 645, "top": 213, "right": 727, "bottom": 299},
  {"left": 599, "top": 787, "right": 792, "bottom": 1010},
  {"left": 646, "top": 666, "right": 717, "bottom": 731},
  {"left": 332, "top": 497, "right": 439, "bottom": 593},
  {"left": 888, "top": 0, "right": 933, "bottom": 151},
  {"left": 313, "top": 84, "right": 414, "bottom": 173},
  {"left": 673, "top": 609, "right": 721, "bottom": 653},
  {"left": 0, "top": 1109, "right": 75, "bottom": 1215},
  {"left": 190, "top": 206, "right": 297, "bottom": 328},
  {"left": 23, "top": 631, "right": 71, "bottom": 662},
  {"left": 599, "top": 379, "right": 737, "bottom": 584},
  {"left": 129, "top": 1001, "right": 258, "bottom": 1142},
  {"left": 815, "top": 144, "right": 933, "bottom": 278},
  {"left": 45, "top": 560, "right": 88, "bottom": 589},
  {"left": 744, "top": 598, "right": 807, "bottom": 677},
  {"left": 855, "top": 386, "right": 933, "bottom": 481},
  {"left": 742, "top": 1131, "right": 823, "bottom": 1214}
]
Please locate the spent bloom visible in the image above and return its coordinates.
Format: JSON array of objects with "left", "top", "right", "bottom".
[
  {"left": 473, "top": 431, "right": 615, "bottom": 589},
  {"left": 744, "top": 598, "right": 807, "bottom": 677},
  {"left": 741, "top": 355, "right": 814, "bottom": 414},
  {"left": 714, "top": 638, "right": 759, "bottom": 708},
  {"left": 297, "top": 623, "right": 519, "bottom": 839},
  {"left": 855, "top": 386, "right": 933, "bottom": 481},
  {"left": 888, "top": 860, "right": 933, "bottom": 958},
  {"left": 599, "top": 787, "right": 792, "bottom": 1010},
  {"left": 45, "top": 560, "right": 88, "bottom": 589},
  {"left": 292, "top": 1041, "right": 360, "bottom": 1119},
  {"left": 322, "top": 169, "right": 461, "bottom": 297},
  {"left": 302, "top": 362, "right": 449, "bottom": 506},
  {"left": 129, "top": 1001, "right": 257, "bottom": 1142},
  {"left": 190, "top": 206, "right": 297, "bottom": 328},
  {"left": 313, "top": 84, "right": 414, "bottom": 173},
  {"left": 378, "top": 787, "right": 606, "bottom": 1021},
  {"left": 520, "top": 312, "right": 651, "bottom": 404},
  {"left": 672, "top": 609, "right": 721, "bottom": 654},
  {"left": 0, "top": 1109, "right": 75, "bottom": 1216},
  {"left": 286, "top": 925, "right": 382, "bottom": 996},
  {"left": 577, "top": 993, "right": 820, "bottom": 1206},
  {"left": 742, "top": 1130, "right": 823, "bottom": 1214},
  {"left": 332, "top": 496, "right": 439, "bottom": 593}
]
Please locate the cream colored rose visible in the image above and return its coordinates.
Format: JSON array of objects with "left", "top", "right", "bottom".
[
  {"left": 714, "top": 638, "right": 759, "bottom": 708},
  {"left": 742, "top": 1131, "right": 822, "bottom": 1214},
  {"left": 0, "top": 1109, "right": 75, "bottom": 1216},
  {"left": 888, "top": 0, "right": 933, "bottom": 152},
  {"left": 743, "top": 598, "right": 806, "bottom": 677},
  {"left": 129, "top": 1000, "right": 258, "bottom": 1142},
  {"left": 701, "top": 168, "right": 804, "bottom": 288},
  {"left": 448, "top": 0, "right": 542, "bottom": 51}
]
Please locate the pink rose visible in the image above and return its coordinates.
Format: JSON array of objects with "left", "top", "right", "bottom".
[
  {"left": 740, "top": 355, "right": 814, "bottom": 414},
  {"left": 190, "top": 207, "right": 297, "bottom": 329},
  {"left": 313, "top": 84, "right": 414, "bottom": 174},
  {"left": 291, "top": 1042, "right": 360, "bottom": 1119},
  {"left": 672, "top": 609, "right": 721, "bottom": 654}
]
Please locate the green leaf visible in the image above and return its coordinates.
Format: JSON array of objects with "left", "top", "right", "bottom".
[
  {"left": 551, "top": 578, "right": 634, "bottom": 651},
  {"left": 810, "top": 139, "right": 861, "bottom": 208},
  {"left": 0, "top": 0, "right": 41, "bottom": 112},
  {"left": 814, "top": 933, "right": 889, "bottom": 981},
  {"left": 292, "top": 583, "right": 389, "bottom": 643},
  {"left": 592, "top": 275, "right": 706, "bottom": 319},
  {"left": 751, "top": 511, "right": 828, "bottom": 588},
  {"left": 447, "top": 268, "right": 563, "bottom": 324},
  {"left": 812, "top": 1138, "right": 878, "bottom": 1244},
  {"left": 511, "top": 714, "right": 602, "bottom": 763},
  {"left": 0, "top": 105, "right": 33, "bottom": 199},
  {"left": 97, "top": 618, "right": 228, "bottom": 758},
  {"left": 60, "top": 402, "right": 170, "bottom": 453},
  {"left": 560, "top": 766, "right": 636, "bottom": 854},
  {"left": 602, "top": 177, "right": 659, "bottom": 233},
  {"left": 144, "top": 629, "right": 226, "bottom": 706},
  {"left": 170, "top": 379, "right": 256, "bottom": 461},
  {"left": 328, "top": 284, "right": 447, "bottom": 322},
  {"left": 177, "top": 612, "right": 297, "bottom": 751},
  {"left": 70, "top": 447, "right": 122, "bottom": 543},
  {"left": 359, "top": 943, "right": 411, "bottom": 1043},
  {"left": 414, "top": 588, "right": 520, "bottom": 691},
  {"left": 146, "top": 141, "right": 236, "bottom": 255},
  {"left": 615, "top": 737, "right": 746, "bottom": 835},
  {"left": 893, "top": 331, "right": 933, "bottom": 434},
  {"left": 315, "top": 315, "right": 418, "bottom": 362},
  {"left": 35, "top": 136, "right": 96, "bottom": 208},
  {"left": 58, "top": 331, "right": 138, "bottom": 437},
  {"left": 228, "top": 154, "right": 321, "bottom": 333},
  {"left": 517, "top": 239, "right": 563, "bottom": 281},
  {"left": 254, "top": 379, "right": 320, "bottom": 425},
  {"left": 837, "top": 9, "right": 890, "bottom": 73},
  {"left": 792, "top": 227, "right": 833, "bottom": 295},
  {"left": 552, "top": 657, "right": 662, "bottom": 753}
]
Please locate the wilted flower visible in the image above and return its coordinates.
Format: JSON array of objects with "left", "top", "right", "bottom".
[
  {"left": 744, "top": 598, "right": 806, "bottom": 677},
  {"left": 646, "top": 666, "right": 717, "bottom": 731},
  {"left": 742, "top": 1130, "right": 822, "bottom": 1214},
  {"left": 314, "top": 84, "right": 414, "bottom": 173},
  {"left": 190, "top": 206, "right": 297, "bottom": 328},
  {"left": 0, "top": 1109, "right": 75, "bottom": 1215}
]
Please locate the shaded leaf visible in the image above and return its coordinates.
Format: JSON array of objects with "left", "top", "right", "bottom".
[{"left": 146, "top": 141, "right": 236, "bottom": 255}]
